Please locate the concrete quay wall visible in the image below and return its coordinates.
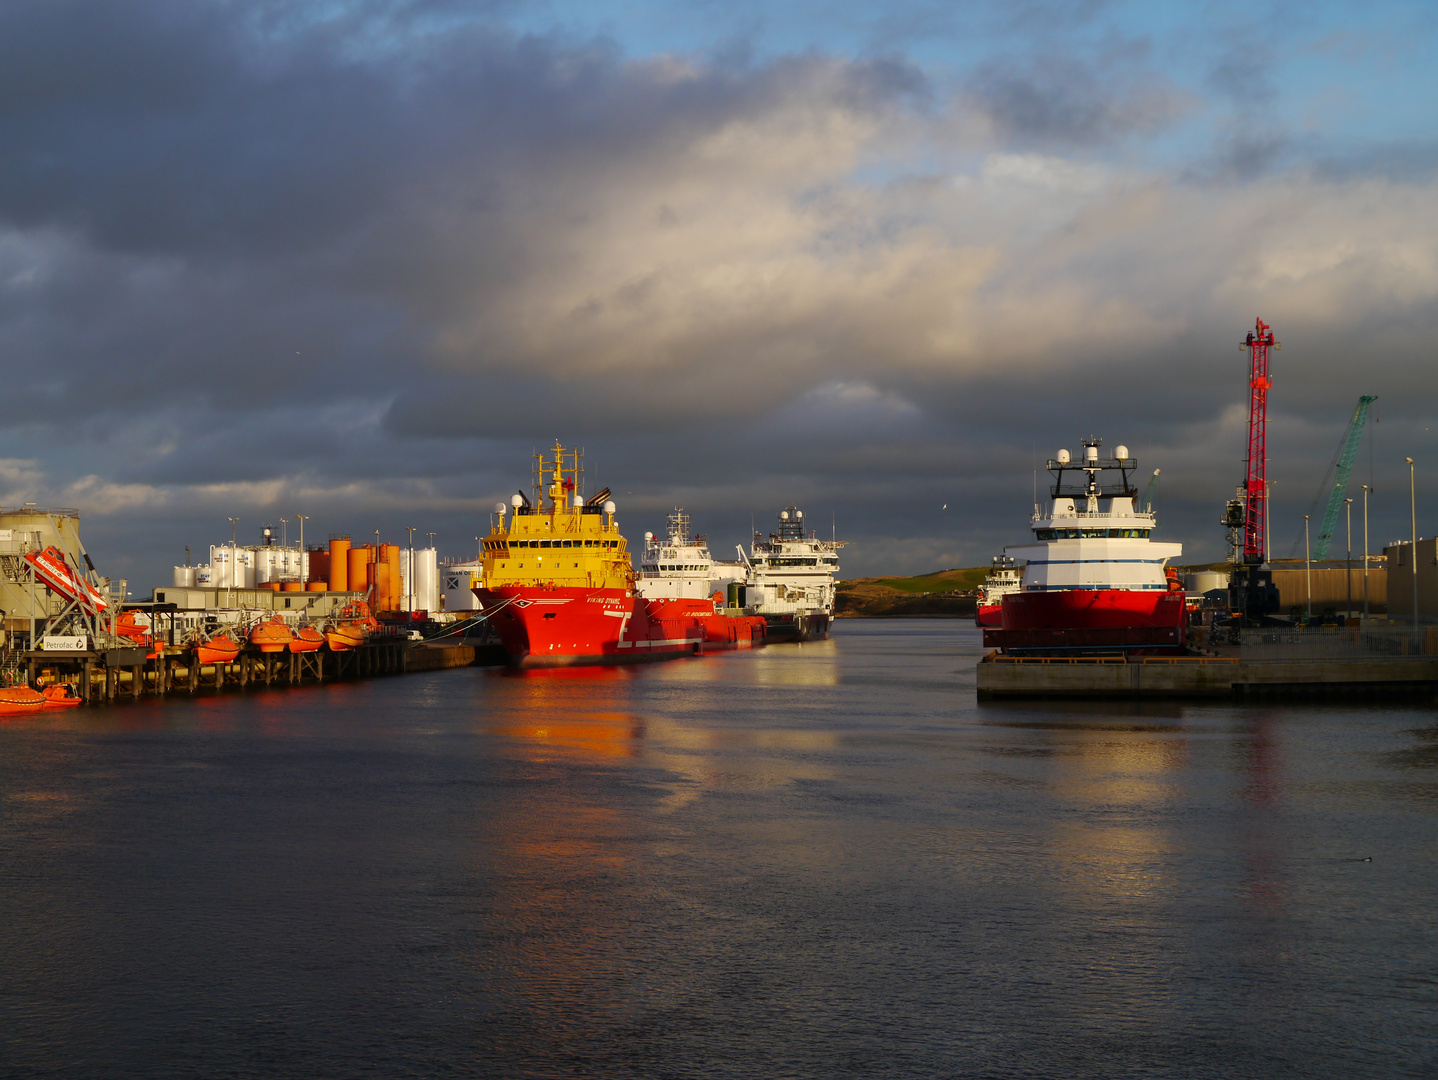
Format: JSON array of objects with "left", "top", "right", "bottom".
[{"left": 977, "top": 655, "right": 1438, "bottom": 700}]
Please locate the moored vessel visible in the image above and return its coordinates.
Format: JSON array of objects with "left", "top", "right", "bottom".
[
  {"left": 741, "top": 507, "right": 845, "bottom": 642},
  {"left": 985, "top": 439, "right": 1185, "bottom": 655},
  {"left": 475, "top": 445, "right": 754, "bottom": 667},
  {"left": 635, "top": 509, "right": 766, "bottom": 651},
  {"left": 975, "top": 556, "right": 1022, "bottom": 627}
]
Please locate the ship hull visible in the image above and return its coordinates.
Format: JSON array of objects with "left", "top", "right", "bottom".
[
  {"left": 987, "top": 589, "right": 1185, "bottom": 654},
  {"left": 762, "top": 610, "right": 830, "bottom": 642},
  {"left": 475, "top": 586, "right": 703, "bottom": 668},
  {"left": 975, "top": 603, "right": 1003, "bottom": 628},
  {"left": 644, "top": 598, "right": 767, "bottom": 652}
]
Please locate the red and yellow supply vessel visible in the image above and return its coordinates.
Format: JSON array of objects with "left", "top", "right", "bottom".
[{"left": 475, "top": 444, "right": 751, "bottom": 667}]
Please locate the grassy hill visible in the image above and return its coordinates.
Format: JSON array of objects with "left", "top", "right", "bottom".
[{"left": 836, "top": 567, "right": 985, "bottom": 618}]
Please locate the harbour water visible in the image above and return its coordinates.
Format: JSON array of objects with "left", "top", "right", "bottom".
[{"left": 2, "top": 621, "right": 1435, "bottom": 1078}]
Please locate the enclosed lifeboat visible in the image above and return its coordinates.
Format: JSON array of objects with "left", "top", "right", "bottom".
[
  {"left": 289, "top": 626, "right": 325, "bottom": 653},
  {"left": 194, "top": 631, "right": 241, "bottom": 665},
  {"left": 324, "top": 600, "right": 375, "bottom": 652},
  {"left": 249, "top": 616, "right": 294, "bottom": 653},
  {"left": 0, "top": 686, "right": 47, "bottom": 715},
  {"left": 41, "top": 684, "right": 82, "bottom": 707}
]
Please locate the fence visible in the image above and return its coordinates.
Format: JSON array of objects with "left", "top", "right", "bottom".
[{"left": 1237, "top": 626, "right": 1438, "bottom": 661}]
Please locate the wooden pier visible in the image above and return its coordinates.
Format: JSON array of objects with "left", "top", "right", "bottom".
[{"left": 20, "top": 639, "right": 492, "bottom": 705}]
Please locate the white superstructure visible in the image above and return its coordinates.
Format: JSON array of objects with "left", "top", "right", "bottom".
[
  {"left": 741, "top": 507, "right": 845, "bottom": 625},
  {"left": 635, "top": 509, "right": 725, "bottom": 600},
  {"left": 1004, "top": 440, "right": 1181, "bottom": 591}
]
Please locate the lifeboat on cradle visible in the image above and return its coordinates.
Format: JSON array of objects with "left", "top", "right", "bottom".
[
  {"left": 23, "top": 546, "right": 107, "bottom": 615},
  {"left": 194, "top": 631, "right": 241, "bottom": 665},
  {"left": 324, "top": 600, "right": 375, "bottom": 652},
  {"left": 41, "top": 684, "right": 82, "bottom": 707},
  {"left": 289, "top": 626, "right": 324, "bottom": 653},
  {"left": 985, "top": 438, "right": 1185, "bottom": 656},
  {"left": 0, "top": 686, "right": 46, "bottom": 715},
  {"left": 249, "top": 616, "right": 294, "bottom": 653},
  {"left": 114, "top": 609, "right": 161, "bottom": 658}
]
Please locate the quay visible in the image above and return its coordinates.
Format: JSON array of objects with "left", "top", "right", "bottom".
[
  {"left": 977, "top": 627, "right": 1438, "bottom": 700},
  {"left": 20, "top": 639, "right": 493, "bottom": 705}
]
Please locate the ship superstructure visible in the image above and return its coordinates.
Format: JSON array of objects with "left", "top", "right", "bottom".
[
  {"left": 741, "top": 507, "right": 845, "bottom": 641},
  {"left": 975, "top": 555, "right": 1022, "bottom": 628},
  {"left": 635, "top": 510, "right": 716, "bottom": 601},
  {"left": 986, "top": 439, "right": 1186, "bottom": 655}
]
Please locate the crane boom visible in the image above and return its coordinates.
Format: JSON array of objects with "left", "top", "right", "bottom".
[
  {"left": 1312, "top": 395, "right": 1377, "bottom": 561},
  {"left": 1241, "top": 318, "right": 1276, "bottom": 564}
]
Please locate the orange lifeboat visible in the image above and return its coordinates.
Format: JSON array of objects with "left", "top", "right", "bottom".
[
  {"left": 0, "top": 686, "right": 46, "bottom": 715},
  {"left": 249, "top": 616, "right": 294, "bottom": 653},
  {"left": 41, "top": 684, "right": 82, "bottom": 707},
  {"left": 114, "top": 609, "right": 161, "bottom": 658},
  {"left": 194, "top": 631, "right": 241, "bottom": 665},
  {"left": 324, "top": 624, "right": 365, "bottom": 652},
  {"left": 324, "top": 599, "right": 376, "bottom": 652},
  {"left": 289, "top": 626, "right": 324, "bottom": 653}
]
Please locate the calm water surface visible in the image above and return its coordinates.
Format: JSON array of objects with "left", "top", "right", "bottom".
[{"left": 2, "top": 621, "right": 1436, "bottom": 1078}]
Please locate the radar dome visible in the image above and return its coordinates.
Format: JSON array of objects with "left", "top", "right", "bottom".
[
  {"left": 494, "top": 502, "right": 507, "bottom": 515},
  {"left": 780, "top": 511, "right": 789, "bottom": 521},
  {"left": 510, "top": 493, "right": 524, "bottom": 508},
  {"left": 572, "top": 495, "right": 584, "bottom": 507},
  {"left": 1085, "top": 445, "right": 1098, "bottom": 461},
  {"left": 644, "top": 531, "right": 654, "bottom": 542},
  {"left": 1057, "top": 449, "right": 1071, "bottom": 464},
  {"left": 795, "top": 510, "right": 803, "bottom": 519},
  {"left": 603, "top": 500, "right": 616, "bottom": 515},
  {"left": 1115, "top": 445, "right": 1129, "bottom": 459}
]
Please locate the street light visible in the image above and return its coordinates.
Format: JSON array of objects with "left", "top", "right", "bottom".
[
  {"left": 1304, "top": 514, "right": 1312, "bottom": 624},
  {"left": 1407, "top": 457, "right": 1418, "bottom": 630},
  {"left": 228, "top": 517, "right": 239, "bottom": 607},
  {"left": 1344, "top": 497, "right": 1353, "bottom": 622},
  {"left": 405, "top": 526, "right": 416, "bottom": 612},
  {"left": 1361, "top": 485, "right": 1370, "bottom": 622}
]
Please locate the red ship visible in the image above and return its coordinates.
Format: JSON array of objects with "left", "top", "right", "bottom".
[
  {"left": 474, "top": 444, "right": 763, "bottom": 667},
  {"left": 984, "top": 439, "right": 1186, "bottom": 655},
  {"left": 975, "top": 555, "right": 1021, "bottom": 628}
]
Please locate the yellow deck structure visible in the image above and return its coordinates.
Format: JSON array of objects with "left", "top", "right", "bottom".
[{"left": 481, "top": 443, "right": 632, "bottom": 591}]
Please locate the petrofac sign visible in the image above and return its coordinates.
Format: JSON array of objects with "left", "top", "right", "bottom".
[{"left": 41, "top": 635, "right": 87, "bottom": 652}]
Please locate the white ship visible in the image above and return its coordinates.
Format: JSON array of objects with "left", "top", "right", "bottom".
[
  {"left": 740, "top": 507, "right": 845, "bottom": 641},
  {"left": 634, "top": 509, "right": 746, "bottom": 601}
]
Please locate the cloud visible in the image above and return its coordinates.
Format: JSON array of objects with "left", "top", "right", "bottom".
[{"left": 0, "top": 1, "right": 1436, "bottom": 584}]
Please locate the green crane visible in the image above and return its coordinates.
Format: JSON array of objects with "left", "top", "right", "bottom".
[{"left": 1313, "top": 395, "right": 1377, "bottom": 561}]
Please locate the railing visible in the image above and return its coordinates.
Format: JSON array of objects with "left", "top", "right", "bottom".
[{"left": 1237, "top": 626, "right": 1438, "bottom": 661}]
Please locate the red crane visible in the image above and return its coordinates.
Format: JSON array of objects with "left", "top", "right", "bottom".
[{"left": 1241, "top": 317, "right": 1277, "bottom": 564}]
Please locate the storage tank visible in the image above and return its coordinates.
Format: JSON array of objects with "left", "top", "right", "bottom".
[
  {"left": 282, "top": 581, "right": 304, "bottom": 593},
  {"left": 306, "top": 581, "right": 327, "bottom": 592},
  {"left": 329, "top": 536, "right": 351, "bottom": 592},
  {"left": 307, "top": 548, "right": 330, "bottom": 585},
  {"left": 173, "top": 566, "right": 198, "bottom": 587},
  {"left": 262, "top": 582, "right": 281, "bottom": 592},
  {"left": 347, "top": 545, "right": 371, "bottom": 597},
  {"left": 382, "top": 544, "right": 402, "bottom": 611},
  {"left": 375, "top": 561, "right": 392, "bottom": 612}
]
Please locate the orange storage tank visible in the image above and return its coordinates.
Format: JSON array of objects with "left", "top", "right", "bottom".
[
  {"left": 329, "top": 536, "right": 351, "bottom": 592},
  {"left": 306, "top": 581, "right": 327, "bottom": 592},
  {"left": 262, "top": 582, "right": 281, "bottom": 592},
  {"left": 282, "top": 582, "right": 304, "bottom": 592},
  {"left": 307, "top": 548, "right": 330, "bottom": 585},
  {"left": 375, "top": 561, "right": 391, "bottom": 613},
  {"left": 382, "top": 543, "right": 402, "bottom": 611},
  {"left": 347, "top": 545, "right": 371, "bottom": 596}
]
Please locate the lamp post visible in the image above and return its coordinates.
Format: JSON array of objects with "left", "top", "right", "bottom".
[
  {"left": 296, "top": 515, "right": 309, "bottom": 584},
  {"left": 1345, "top": 497, "right": 1353, "bottom": 622},
  {"left": 1304, "top": 514, "right": 1312, "bottom": 624},
  {"left": 228, "top": 517, "right": 239, "bottom": 607},
  {"left": 1407, "top": 457, "right": 1418, "bottom": 630},
  {"left": 405, "top": 526, "right": 416, "bottom": 613},
  {"left": 1361, "top": 485, "right": 1370, "bottom": 621}
]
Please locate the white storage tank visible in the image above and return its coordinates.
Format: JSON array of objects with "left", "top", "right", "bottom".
[
  {"left": 173, "top": 566, "right": 198, "bottom": 587},
  {"left": 441, "top": 560, "right": 481, "bottom": 611}
]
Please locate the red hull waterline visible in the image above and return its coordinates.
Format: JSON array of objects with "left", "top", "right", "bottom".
[
  {"left": 476, "top": 586, "right": 705, "bottom": 668},
  {"left": 987, "top": 590, "right": 1186, "bottom": 654}
]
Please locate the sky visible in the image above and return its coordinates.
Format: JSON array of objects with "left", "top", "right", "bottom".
[{"left": 2, "top": 0, "right": 1438, "bottom": 588}]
